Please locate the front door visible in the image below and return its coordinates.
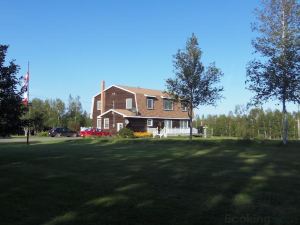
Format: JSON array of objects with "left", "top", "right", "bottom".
[
  {"left": 97, "top": 118, "right": 102, "bottom": 129},
  {"left": 117, "top": 123, "right": 124, "bottom": 132}
]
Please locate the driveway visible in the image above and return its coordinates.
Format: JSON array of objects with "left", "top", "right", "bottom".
[{"left": 0, "top": 136, "right": 81, "bottom": 144}]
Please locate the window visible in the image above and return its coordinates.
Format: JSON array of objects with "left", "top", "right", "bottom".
[
  {"left": 181, "top": 102, "right": 187, "bottom": 111},
  {"left": 164, "top": 120, "right": 173, "bottom": 129},
  {"left": 147, "top": 119, "right": 153, "bottom": 127},
  {"left": 97, "top": 118, "right": 102, "bottom": 129},
  {"left": 104, "top": 118, "right": 109, "bottom": 129},
  {"left": 163, "top": 99, "right": 173, "bottom": 111},
  {"left": 147, "top": 98, "right": 154, "bottom": 109},
  {"left": 126, "top": 98, "right": 132, "bottom": 109},
  {"left": 97, "top": 100, "right": 102, "bottom": 110},
  {"left": 180, "top": 120, "right": 189, "bottom": 129}
]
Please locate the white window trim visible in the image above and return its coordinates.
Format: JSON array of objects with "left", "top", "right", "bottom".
[
  {"left": 163, "top": 99, "right": 173, "bottom": 111},
  {"left": 181, "top": 102, "right": 187, "bottom": 112},
  {"left": 97, "top": 118, "right": 102, "bottom": 129},
  {"left": 97, "top": 100, "right": 102, "bottom": 110},
  {"left": 147, "top": 98, "right": 154, "bottom": 109},
  {"left": 147, "top": 119, "right": 153, "bottom": 127},
  {"left": 126, "top": 98, "right": 133, "bottom": 109},
  {"left": 144, "top": 94, "right": 156, "bottom": 98},
  {"left": 104, "top": 118, "right": 109, "bottom": 129}
]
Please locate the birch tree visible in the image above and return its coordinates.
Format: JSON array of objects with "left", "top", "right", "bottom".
[{"left": 246, "top": 0, "right": 300, "bottom": 144}]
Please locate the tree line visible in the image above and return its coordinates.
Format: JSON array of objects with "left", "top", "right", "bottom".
[
  {"left": 22, "top": 95, "right": 91, "bottom": 134},
  {"left": 195, "top": 106, "right": 300, "bottom": 139}
]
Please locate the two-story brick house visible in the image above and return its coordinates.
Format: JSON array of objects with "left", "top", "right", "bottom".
[{"left": 91, "top": 81, "right": 190, "bottom": 134}]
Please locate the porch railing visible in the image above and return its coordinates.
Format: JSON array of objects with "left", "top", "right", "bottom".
[{"left": 148, "top": 127, "right": 198, "bottom": 138}]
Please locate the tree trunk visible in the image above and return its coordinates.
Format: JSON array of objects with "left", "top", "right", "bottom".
[
  {"left": 188, "top": 105, "right": 193, "bottom": 141},
  {"left": 282, "top": 100, "right": 288, "bottom": 144},
  {"left": 189, "top": 115, "right": 193, "bottom": 141}
]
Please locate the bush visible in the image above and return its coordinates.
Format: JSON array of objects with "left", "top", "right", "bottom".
[
  {"left": 134, "top": 132, "right": 152, "bottom": 138},
  {"left": 118, "top": 128, "right": 134, "bottom": 138},
  {"left": 37, "top": 131, "right": 48, "bottom": 137}
]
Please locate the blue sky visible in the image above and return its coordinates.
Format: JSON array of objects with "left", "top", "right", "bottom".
[{"left": 1, "top": 0, "right": 298, "bottom": 115}]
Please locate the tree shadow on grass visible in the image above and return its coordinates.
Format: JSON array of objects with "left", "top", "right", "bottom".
[{"left": 1, "top": 139, "right": 300, "bottom": 225}]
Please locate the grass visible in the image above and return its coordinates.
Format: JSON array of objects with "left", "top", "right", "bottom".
[{"left": 0, "top": 138, "right": 300, "bottom": 225}]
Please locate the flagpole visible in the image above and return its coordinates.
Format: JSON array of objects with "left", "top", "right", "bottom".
[
  {"left": 26, "top": 61, "right": 30, "bottom": 145},
  {"left": 297, "top": 104, "right": 300, "bottom": 140}
]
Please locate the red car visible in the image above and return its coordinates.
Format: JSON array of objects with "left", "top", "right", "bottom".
[{"left": 80, "top": 128, "right": 111, "bottom": 137}]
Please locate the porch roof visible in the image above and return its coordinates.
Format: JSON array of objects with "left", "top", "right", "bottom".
[
  {"left": 98, "top": 109, "right": 137, "bottom": 118},
  {"left": 98, "top": 109, "right": 189, "bottom": 120},
  {"left": 114, "top": 109, "right": 137, "bottom": 117}
]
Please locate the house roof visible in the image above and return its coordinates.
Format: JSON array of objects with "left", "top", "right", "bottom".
[
  {"left": 94, "top": 84, "right": 169, "bottom": 98},
  {"left": 117, "top": 85, "right": 169, "bottom": 97}
]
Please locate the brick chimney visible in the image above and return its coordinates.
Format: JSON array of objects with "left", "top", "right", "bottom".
[{"left": 101, "top": 80, "right": 105, "bottom": 113}]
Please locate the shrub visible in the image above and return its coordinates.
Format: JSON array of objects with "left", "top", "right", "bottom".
[
  {"left": 134, "top": 132, "right": 152, "bottom": 138},
  {"left": 118, "top": 128, "right": 134, "bottom": 138},
  {"left": 37, "top": 131, "right": 48, "bottom": 137}
]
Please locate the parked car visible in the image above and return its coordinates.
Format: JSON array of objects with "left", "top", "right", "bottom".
[
  {"left": 49, "top": 128, "right": 78, "bottom": 137},
  {"left": 80, "top": 128, "right": 111, "bottom": 137}
]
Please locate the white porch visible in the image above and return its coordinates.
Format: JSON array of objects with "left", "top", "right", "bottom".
[{"left": 148, "top": 127, "right": 198, "bottom": 138}]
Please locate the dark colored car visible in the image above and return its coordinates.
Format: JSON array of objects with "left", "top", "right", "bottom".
[{"left": 48, "top": 128, "right": 78, "bottom": 137}]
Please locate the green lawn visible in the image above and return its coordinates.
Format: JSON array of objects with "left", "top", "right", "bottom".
[{"left": 0, "top": 138, "right": 300, "bottom": 225}]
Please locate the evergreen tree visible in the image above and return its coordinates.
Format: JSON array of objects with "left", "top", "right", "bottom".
[{"left": 166, "top": 34, "right": 223, "bottom": 140}]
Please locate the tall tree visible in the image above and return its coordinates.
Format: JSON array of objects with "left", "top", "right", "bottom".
[
  {"left": 53, "top": 98, "right": 65, "bottom": 126},
  {"left": 246, "top": 0, "right": 300, "bottom": 144},
  {"left": 44, "top": 98, "right": 66, "bottom": 128},
  {"left": 166, "top": 34, "right": 224, "bottom": 140},
  {"left": 66, "top": 95, "right": 83, "bottom": 131},
  {"left": 0, "top": 45, "right": 24, "bottom": 137},
  {"left": 29, "top": 98, "right": 46, "bottom": 133}
]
